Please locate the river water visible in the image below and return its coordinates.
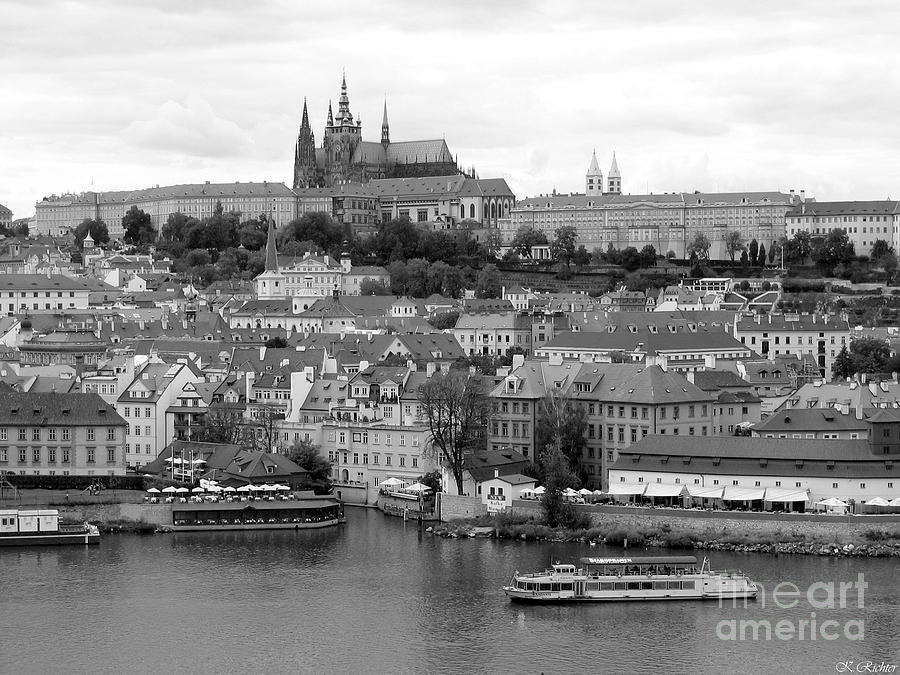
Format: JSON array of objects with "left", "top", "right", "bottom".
[{"left": 2, "top": 508, "right": 898, "bottom": 675}]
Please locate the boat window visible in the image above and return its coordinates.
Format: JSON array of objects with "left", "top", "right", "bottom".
[
  {"left": 600, "top": 583, "right": 615, "bottom": 591},
  {"left": 626, "top": 582, "right": 640, "bottom": 591},
  {"left": 682, "top": 580, "right": 696, "bottom": 590},
  {"left": 539, "top": 584, "right": 551, "bottom": 591},
  {"left": 614, "top": 582, "right": 626, "bottom": 591},
  {"left": 585, "top": 582, "right": 599, "bottom": 591},
  {"left": 652, "top": 581, "right": 667, "bottom": 590},
  {"left": 560, "top": 583, "right": 573, "bottom": 591},
  {"left": 640, "top": 582, "right": 653, "bottom": 590},
  {"left": 551, "top": 583, "right": 560, "bottom": 592},
  {"left": 667, "top": 581, "right": 682, "bottom": 590}
]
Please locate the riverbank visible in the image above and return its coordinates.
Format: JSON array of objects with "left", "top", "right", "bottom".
[{"left": 429, "top": 513, "right": 900, "bottom": 557}]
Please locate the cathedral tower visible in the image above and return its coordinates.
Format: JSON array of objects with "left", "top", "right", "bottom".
[
  {"left": 381, "top": 100, "right": 390, "bottom": 146},
  {"left": 293, "top": 98, "right": 317, "bottom": 189},
  {"left": 323, "top": 74, "right": 362, "bottom": 185},
  {"left": 607, "top": 152, "right": 621, "bottom": 194},
  {"left": 586, "top": 149, "right": 603, "bottom": 196}
]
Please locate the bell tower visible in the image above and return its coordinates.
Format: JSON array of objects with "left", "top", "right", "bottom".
[
  {"left": 293, "top": 98, "right": 317, "bottom": 189},
  {"left": 586, "top": 149, "right": 603, "bottom": 197}
]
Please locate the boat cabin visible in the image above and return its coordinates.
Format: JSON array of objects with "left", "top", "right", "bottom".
[{"left": 580, "top": 556, "right": 699, "bottom": 577}]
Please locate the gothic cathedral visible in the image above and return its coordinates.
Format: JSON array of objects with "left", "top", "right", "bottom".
[{"left": 293, "top": 75, "right": 459, "bottom": 189}]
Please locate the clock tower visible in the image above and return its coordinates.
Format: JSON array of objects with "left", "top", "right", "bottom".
[{"left": 323, "top": 73, "right": 362, "bottom": 185}]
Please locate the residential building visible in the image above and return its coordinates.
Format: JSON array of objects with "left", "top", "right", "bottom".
[
  {"left": 165, "top": 381, "right": 214, "bottom": 443},
  {"left": 609, "top": 435, "right": 900, "bottom": 505},
  {"left": 0, "top": 274, "right": 95, "bottom": 315},
  {"left": 453, "top": 312, "right": 532, "bottom": 356},
  {"left": 734, "top": 313, "right": 850, "bottom": 376},
  {"left": 0, "top": 204, "right": 12, "bottom": 229},
  {"left": 753, "top": 409, "right": 869, "bottom": 440},
  {"left": 0, "top": 392, "right": 127, "bottom": 476},
  {"left": 34, "top": 182, "right": 298, "bottom": 238},
  {"left": 117, "top": 361, "right": 201, "bottom": 468},
  {"left": 506, "top": 182, "right": 799, "bottom": 258},
  {"left": 785, "top": 200, "right": 900, "bottom": 255},
  {"left": 19, "top": 329, "right": 107, "bottom": 373}
]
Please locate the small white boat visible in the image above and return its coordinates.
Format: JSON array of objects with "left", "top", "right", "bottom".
[{"left": 503, "top": 555, "right": 757, "bottom": 602}]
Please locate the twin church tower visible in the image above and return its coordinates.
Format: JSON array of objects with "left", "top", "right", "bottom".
[
  {"left": 585, "top": 150, "right": 622, "bottom": 196},
  {"left": 293, "top": 74, "right": 459, "bottom": 189}
]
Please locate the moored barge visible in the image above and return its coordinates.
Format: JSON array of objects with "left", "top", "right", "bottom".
[
  {"left": 0, "top": 509, "right": 100, "bottom": 546},
  {"left": 171, "top": 496, "right": 343, "bottom": 531}
]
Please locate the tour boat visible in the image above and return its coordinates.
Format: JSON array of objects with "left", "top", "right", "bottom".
[
  {"left": 0, "top": 509, "right": 100, "bottom": 546},
  {"left": 503, "top": 555, "right": 757, "bottom": 602},
  {"left": 170, "top": 495, "right": 344, "bottom": 531}
]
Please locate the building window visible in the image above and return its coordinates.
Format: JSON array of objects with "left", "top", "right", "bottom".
[
  {"left": 33, "top": 448, "right": 40, "bottom": 463},
  {"left": 107, "top": 448, "right": 115, "bottom": 463},
  {"left": 32, "top": 428, "right": 40, "bottom": 441},
  {"left": 62, "top": 428, "right": 70, "bottom": 441},
  {"left": 87, "top": 428, "right": 95, "bottom": 441},
  {"left": 49, "top": 428, "right": 57, "bottom": 441},
  {"left": 107, "top": 427, "right": 116, "bottom": 441},
  {"left": 87, "top": 448, "right": 95, "bottom": 463},
  {"left": 18, "top": 428, "right": 26, "bottom": 441},
  {"left": 62, "top": 448, "right": 70, "bottom": 463}
]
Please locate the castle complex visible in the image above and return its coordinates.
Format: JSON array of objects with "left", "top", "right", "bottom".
[{"left": 292, "top": 75, "right": 459, "bottom": 189}]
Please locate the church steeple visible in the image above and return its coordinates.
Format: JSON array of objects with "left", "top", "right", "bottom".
[
  {"left": 381, "top": 100, "right": 390, "bottom": 145},
  {"left": 264, "top": 218, "right": 278, "bottom": 272},
  {"left": 300, "top": 97, "right": 310, "bottom": 130},
  {"left": 607, "top": 152, "right": 621, "bottom": 194},
  {"left": 293, "top": 97, "right": 317, "bottom": 189},
  {"left": 337, "top": 73, "right": 353, "bottom": 126},
  {"left": 326, "top": 101, "right": 333, "bottom": 127},
  {"left": 586, "top": 149, "right": 603, "bottom": 197}
]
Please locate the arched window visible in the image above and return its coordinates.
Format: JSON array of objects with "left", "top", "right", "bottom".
[
  {"left": 469, "top": 204, "right": 475, "bottom": 219},
  {"left": 491, "top": 202, "right": 496, "bottom": 219}
]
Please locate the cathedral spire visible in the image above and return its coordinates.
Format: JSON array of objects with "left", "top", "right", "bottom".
[
  {"left": 586, "top": 149, "right": 603, "bottom": 196},
  {"left": 338, "top": 73, "right": 353, "bottom": 125},
  {"left": 381, "top": 99, "right": 390, "bottom": 145},
  {"left": 327, "top": 101, "right": 333, "bottom": 127},
  {"left": 300, "top": 97, "right": 310, "bottom": 130},
  {"left": 607, "top": 151, "right": 621, "bottom": 194},
  {"left": 264, "top": 218, "right": 278, "bottom": 272}
]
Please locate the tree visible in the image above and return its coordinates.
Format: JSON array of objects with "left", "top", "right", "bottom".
[
  {"left": 418, "top": 469, "right": 443, "bottom": 494},
  {"left": 620, "top": 246, "right": 641, "bottom": 272},
  {"left": 550, "top": 225, "right": 577, "bottom": 268},
  {"left": 418, "top": 372, "right": 490, "bottom": 495},
  {"left": 534, "top": 390, "right": 587, "bottom": 481},
  {"left": 757, "top": 243, "right": 766, "bottom": 267},
  {"left": 280, "top": 212, "right": 344, "bottom": 254},
  {"left": 510, "top": 225, "right": 548, "bottom": 259},
  {"left": 849, "top": 337, "right": 892, "bottom": 375},
  {"left": 74, "top": 218, "right": 109, "bottom": 248},
  {"left": 287, "top": 439, "right": 333, "bottom": 494},
  {"left": 768, "top": 242, "right": 777, "bottom": 264},
  {"left": 428, "top": 311, "right": 460, "bottom": 331},
  {"left": 572, "top": 244, "right": 591, "bottom": 269},
  {"left": 871, "top": 239, "right": 893, "bottom": 263},
  {"left": 264, "top": 336, "right": 288, "bottom": 348},
  {"left": 122, "top": 206, "right": 155, "bottom": 245},
  {"left": 483, "top": 230, "right": 503, "bottom": 260},
  {"left": 688, "top": 233, "right": 711, "bottom": 261},
  {"left": 359, "top": 278, "right": 391, "bottom": 295},
  {"left": 739, "top": 250, "right": 749, "bottom": 266},
  {"left": 791, "top": 231, "right": 813, "bottom": 264},
  {"left": 724, "top": 231, "right": 745, "bottom": 261},
  {"left": 832, "top": 344, "right": 855, "bottom": 380},
  {"left": 639, "top": 244, "right": 657, "bottom": 268},
  {"left": 812, "top": 229, "right": 855, "bottom": 270},
  {"left": 748, "top": 239, "right": 759, "bottom": 266},
  {"left": 540, "top": 442, "right": 579, "bottom": 528},
  {"left": 474, "top": 264, "right": 501, "bottom": 298}
]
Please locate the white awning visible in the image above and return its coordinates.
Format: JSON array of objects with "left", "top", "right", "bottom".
[
  {"left": 722, "top": 486, "right": 766, "bottom": 501},
  {"left": 686, "top": 486, "right": 724, "bottom": 499},
  {"left": 764, "top": 488, "right": 810, "bottom": 503},
  {"left": 643, "top": 483, "right": 687, "bottom": 497},
  {"left": 607, "top": 483, "right": 646, "bottom": 496}
]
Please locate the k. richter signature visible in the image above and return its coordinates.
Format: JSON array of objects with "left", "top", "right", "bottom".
[{"left": 836, "top": 661, "right": 897, "bottom": 673}]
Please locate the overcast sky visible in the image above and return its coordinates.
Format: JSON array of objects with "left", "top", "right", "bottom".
[{"left": 2, "top": 0, "right": 899, "bottom": 220}]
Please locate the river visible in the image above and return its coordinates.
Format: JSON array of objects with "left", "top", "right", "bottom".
[{"left": 2, "top": 508, "right": 898, "bottom": 674}]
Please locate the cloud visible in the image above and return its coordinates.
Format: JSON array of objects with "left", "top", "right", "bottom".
[{"left": 123, "top": 97, "right": 253, "bottom": 158}]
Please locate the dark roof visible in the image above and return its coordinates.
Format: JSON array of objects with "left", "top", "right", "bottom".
[
  {"left": 691, "top": 370, "right": 752, "bottom": 391},
  {"left": 755, "top": 409, "right": 868, "bottom": 433},
  {"left": 465, "top": 448, "right": 528, "bottom": 482},
  {"left": 0, "top": 392, "right": 126, "bottom": 426},
  {"left": 787, "top": 200, "right": 899, "bottom": 217}
]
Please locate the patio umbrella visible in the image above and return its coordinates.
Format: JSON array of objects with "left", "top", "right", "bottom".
[
  {"left": 381, "top": 477, "right": 405, "bottom": 487},
  {"left": 191, "top": 458, "right": 207, "bottom": 464},
  {"left": 263, "top": 484, "right": 278, "bottom": 492},
  {"left": 191, "top": 487, "right": 205, "bottom": 493},
  {"left": 175, "top": 487, "right": 189, "bottom": 494},
  {"left": 816, "top": 497, "right": 848, "bottom": 508},
  {"left": 405, "top": 482, "right": 431, "bottom": 493},
  {"left": 249, "top": 485, "right": 265, "bottom": 491},
  {"left": 592, "top": 490, "right": 605, "bottom": 496},
  {"left": 889, "top": 497, "right": 900, "bottom": 507},
  {"left": 236, "top": 485, "right": 253, "bottom": 493},
  {"left": 865, "top": 497, "right": 890, "bottom": 507},
  {"left": 578, "top": 488, "right": 592, "bottom": 496},
  {"left": 162, "top": 486, "right": 177, "bottom": 493},
  {"left": 533, "top": 486, "right": 546, "bottom": 495},
  {"left": 207, "top": 485, "right": 222, "bottom": 493},
  {"left": 275, "top": 484, "right": 290, "bottom": 491},
  {"left": 146, "top": 487, "right": 161, "bottom": 494},
  {"left": 563, "top": 488, "right": 579, "bottom": 497}
]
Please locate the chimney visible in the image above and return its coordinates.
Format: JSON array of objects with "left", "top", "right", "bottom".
[
  {"left": 426, "top": 362, "right": 436, "bottom": 378},
  {"left": 259, "top": 346, "right": 266, "bottom": 360},
  {"left": 494, "top": 469, "right": 499, "bottom": 478},
  {"left": 789, "top": 189, "right": 795, "bottom": 203},
  {"left": 799, "top": 190, "right": 806, "bottom": 203}
]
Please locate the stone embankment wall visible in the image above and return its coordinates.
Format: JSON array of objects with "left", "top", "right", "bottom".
[
  {"left": 512, "top": 501, "right": 900, "bottom": 538},
  {"left": 55, "top": 502, "right": 173, "bottom": 527},
  {"left": 438, "top": 493, "right": 487, "bottom": 521},
  {"left": 334, "top": 483, "right": 377, "bottom": 505}
]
